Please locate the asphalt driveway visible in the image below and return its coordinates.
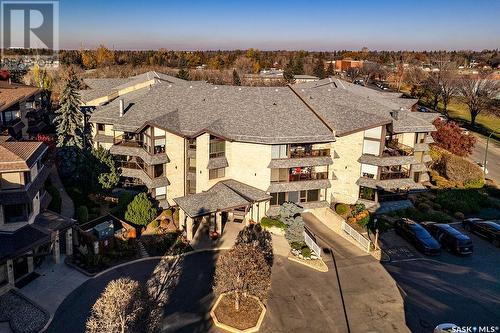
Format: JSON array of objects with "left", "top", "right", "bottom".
[{"left": 381, "top": 223, "right": 500, "bottom": 332}]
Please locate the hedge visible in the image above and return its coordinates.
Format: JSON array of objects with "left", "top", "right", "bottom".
[
  {"left": 260, "top": 217, "right": 286, "bottom": 230},
  {"left": 435, "top": 189, "right": 490, "bottom": 215},
  {"left": 335, "top": 203, "right": 349, "bottom": 215}
]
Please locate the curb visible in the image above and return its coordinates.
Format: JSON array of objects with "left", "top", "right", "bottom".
[
  {"left": 287, "top": 252, "right": 329, "bottom": 272},
  {"left": 2, "top": 289, "right": 51, "bottom": 333},
  {"left": 40, "top": 248, "right": 231, "bottom": 332}
]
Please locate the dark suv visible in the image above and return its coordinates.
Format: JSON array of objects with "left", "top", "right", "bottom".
[
  {"left": 462, "top": 218, "right": 500, "bottom": 247},
  {"left": 421, "top": 222, "right": 473, "bottom": 255},
  {"left": 395, "top": 218, "right": 441, "bottom": 255}
]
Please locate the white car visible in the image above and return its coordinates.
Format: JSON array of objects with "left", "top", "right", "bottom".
[{"left": 434, "top": 323, "right": 459, "bottom": 333}]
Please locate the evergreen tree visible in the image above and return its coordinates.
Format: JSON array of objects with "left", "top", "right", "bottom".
[
  {"left": 283, "top": 63, "right": 295, "bottom": 84},
  {"left": 292, "top": 57, "right": 304, "bottom": 75},
  {"left": 55, "top": 67, "right": 83, "bottom": 149},
  {"left": 176, "top": 68, "right": 190, "bottom": 80},
  {"left": 232, "top": 69, "right": 241, "bottom": 86},
  {"left": 326, "top": 62, "right": 335, "bottom": 77},
  {"left": 313, "top": 59, "right": 325, "bottom": 79},
  {"left": 125, "top": 193, "right": 157, "bottom": 226}
]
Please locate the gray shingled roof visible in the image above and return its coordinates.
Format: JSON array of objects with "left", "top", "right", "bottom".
[
  {"left": 268, "top": 156, "right": 333, "bottom": 168},
  {"left": 93, "top": 134, "right": 114, "bottom": 144},
  {"left": 90, "top": 84, "right": 335, "bottom": 144},
  {"left": 357, "top": 177, "right": 425, "bottom": 190},
  {"left": 267, "top": 179, "right": 331, "bottom": 193},
  {"left": 358, "top": 154, "right": 418, "bottom": 166},
  {"left": 174, "top": 180, "right": 266, "bottom": 217},
  {"left": 80, "top": 78, "right": 130, "bottom": 103},
  {"left": 207, "top": 156, "right": 229, "bottom": 170},
  {"left": 221, "top": 179, "right": 271, "bottom": 202}
]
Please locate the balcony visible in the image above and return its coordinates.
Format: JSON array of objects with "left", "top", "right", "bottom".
[
  {"left": 289, "top": 147, "right": 330, "bottom": 159},
  {"left": 383, "top": 140, "right": 413, "bottom": 157},
  {"left": 114, "top": 134, "right": 143, "bottom": 148},
  {"left": 118, "top": 160, "right": 169, "bottom": 189},
  {"left": 288, "top": 171, "right": 329, "bottom": 182},
  {"left": 110, "top": 134, "right": 169, "bottom": 165},
  {"left": 380, "top": 168, "right": 411, "bottom": 180}
]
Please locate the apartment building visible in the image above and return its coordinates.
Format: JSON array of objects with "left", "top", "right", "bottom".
[
  {"left": 83, "top": 73, "right": 436, "bottom": 240},
  {"left": 0, "top": 138, "right": 74, "bottom": 292},
  {"left": 0, "top": 80, "right": 47, "bottom": 139}
]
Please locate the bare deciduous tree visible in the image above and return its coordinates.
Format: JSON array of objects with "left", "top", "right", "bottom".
[
  {"left": 459, "top": 73, "right": 500, "bottom": 127},
  {"left": 346, "top": 67, "right": 361, "bottom": 82},
  {"left": 86, "top": 258, "right": 182, "bottom": 333},
  {"left": 86, "top": 278, "right": 145, "bottom": 333},
  {"left": 439, "top": 69, "right": 459, "bottom": 117},
  {"left": 213, "top": 244, "right": 271, "bottom": 311},
  {"left": 404, "top": 66, "right": 428, "bottom": 98},
  {"left": 235, "top": 224, "right": 273, "bottom": 267}
]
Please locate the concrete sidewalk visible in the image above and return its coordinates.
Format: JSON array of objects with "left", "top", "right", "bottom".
[
  {"left": 49, "top": 166, "right": 75, "bottom": 219},
  {"left": 18, "top": 258, "right": 88, "bottom": 316}
]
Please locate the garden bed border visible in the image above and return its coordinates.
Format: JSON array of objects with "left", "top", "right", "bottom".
[
  {"left": 287, "top": 252, "right": 328, "bottom": 272},
  {"left": 210, "top": 292, "right": 266, "bottom": 333}
]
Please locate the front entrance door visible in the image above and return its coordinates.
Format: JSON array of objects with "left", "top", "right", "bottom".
[{"left": 13, "top": 257, "right": 28, "bottom": 280}]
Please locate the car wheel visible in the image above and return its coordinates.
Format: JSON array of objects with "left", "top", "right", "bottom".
[{"left": 493, "top": 239, "right": 500, "bottom": 247}]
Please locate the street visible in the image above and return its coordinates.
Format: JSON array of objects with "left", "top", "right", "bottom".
[{"left": 471, "top": 134, "right": 500, "bottom": 184}]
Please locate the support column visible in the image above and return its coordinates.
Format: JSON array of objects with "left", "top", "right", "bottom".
[
  {"left": 53, "top": 231, "right": 61, "bottom": 264},
  {"left": 6, "top": 259, "right": 14, "bottom": 286},
  {"left": 27, "top": 253, "right": 34, "bottom": 273},
  {"left": 186, "top": 217, "right": 194, "bottom": 241},
  {"left": 215, "top": 212, "right": 222, "bottom": 234},
  {"left": 66, "top": 228, "right": 73, "bottom": 256}
]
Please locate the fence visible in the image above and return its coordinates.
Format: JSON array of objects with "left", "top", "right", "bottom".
[
  {"left": 304, "top": 230, "right": 322, "bottom": 257},
  {"left": 341, "top": 221, "right": 372, "bottom": 253}
]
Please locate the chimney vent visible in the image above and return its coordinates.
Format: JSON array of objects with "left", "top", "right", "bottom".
[
  {"left": 119, "top": 99, "right": 124, "bottom": 117},
  {"left": 391, "top": 110, "right": 399, "bottom": 120}
]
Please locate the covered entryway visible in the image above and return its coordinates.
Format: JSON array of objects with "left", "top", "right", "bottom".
[{"left": 173, "top": 179, "right": 271, "bottom": 241}]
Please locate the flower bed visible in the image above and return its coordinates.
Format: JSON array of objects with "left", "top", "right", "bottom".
[
  {"left": 211, "top": 292, "right": 265, "bottom": 333},
  {"left": 0, "top": 290, "right": 49, "bottom": 333}
]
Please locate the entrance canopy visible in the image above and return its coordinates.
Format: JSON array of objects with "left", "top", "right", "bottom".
[{"left": 174, "top": 179, "right": 271, "bottom": 218}]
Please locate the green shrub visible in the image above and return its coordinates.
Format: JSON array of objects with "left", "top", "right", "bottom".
[
  {"left": 432, "top": 203, "right": 442, "bottom": 211},
  {"left": 352, "top": 203, "right": 366, "bottom": 216},
  {"left": 150, "top": 220, "right": 159, "bottom": 228},
  {"left": 76, "top": 206, "right": 89, "bottom": 223},
  {"left": 125, "top": 193, "right": 157, "bottom": 226},
  {"left": 436, "top": 189, "right": 490, "bottom": 214},
  {"left": 486, "top": 186, "right": 500, "bottom": 199},
  {"left": 357, "top": 215, "right": 370, "bottom": 229},
  {"left": 110, "top": 192, "right": 135, "bottom": 218},
  {"left": 417, "top": 202, "right": 432, "bottom": 213},
  {"left": 260, "top": 217, "right": 286, "bottom": 230},
  {"left": 301, "top": 247, "right": 312, "bottom": 258},
  {"left": 290, "top": 242, "right": 306, "bottom": 251},
  {"left": 335, "top": 203, "right": 350, "bottom": 215},
  {"left": 391, "top": 207, "right": 453, "bottom": 223}
]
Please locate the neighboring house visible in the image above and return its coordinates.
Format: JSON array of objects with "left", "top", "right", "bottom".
[
  {"left": 0, "top": 81, "right": 47, "bottom": 139},
  {"left": 0, "top": 138, "right": 75, "bottom": 293},
  {"left": 84, "top": 74, "right": 436, "bottom": 241}
]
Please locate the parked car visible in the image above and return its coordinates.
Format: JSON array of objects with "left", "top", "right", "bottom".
[
  {"left": 421, "top": 222, "right": 473, "bottom": 255},
  {"left": 418, "top": 106, "right": 430, "bottom": 113},
  {"left": 353, "top": 79, "right": 365, "bottom": 86},
  {"left": 395, "top": 218, "right": 441, "bottom": 255},
  {"left": 434, "top": 323, "right": 459, "bottom": 333},
  {"left": 462, "top": 218, "right": 500, "bottom": 247}
]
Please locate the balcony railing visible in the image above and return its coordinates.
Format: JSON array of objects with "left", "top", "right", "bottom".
[
  {"left": 117, "top": 160, "right": 165, "bottom": 179},
  {"left": 289, "top": 148, "right": 330, "bottom": 159},
  {"left": 114, "top": 134, "right": 143, "bottom": 148},
  {"left": 380, "top": 169, "right": 411, "bottom": 180},
  {"left": 383, "top": 140, "right": 413, "bottom": 157},
  {"left": 272, "top": 171, "right": 329, "bottom": 183}
]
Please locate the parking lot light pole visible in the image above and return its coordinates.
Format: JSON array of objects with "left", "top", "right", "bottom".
[{"left": 483, "top": 127, "right": 500, "bottom": 176}]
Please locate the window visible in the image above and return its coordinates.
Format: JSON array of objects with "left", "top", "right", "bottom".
[
  {"left": 154, "top": 186, "right": 166, "bottom": 200},
  {"left": 4, "top": 204, "right": 31, "bottom": 223},
  {"left": 270, "top": 192, "right": 286, "bottom": 206},
  {"left": 209, "top": 136, "right": 225, "bottom": 158},
  {"left": 153, "top": 164, "right": 164, "bottom": 178},
  {"left": 415, "top": 133, "right": 426, "bottom": 144},
  {"left": 154, "top": 138, "right": 166, "bottom": 154},
  {"left": 271, "top": 145, "right": 288, "bottom": 159},
  {"left": 362, "top": 139, "right": 381, "bottom": 155},
  {"left": 359, "top": 186, "right": 376, "bottom": 201},
  {"left": 209, "top": 167, "right": 225, "bottom": 180},
  {"left": 307, "top": 189, "right": 319, "bottom": 202},
  {"left": 97, "top": 123, "right": 105, "bottom": 133},
  {"left": 271, "top": 168, "right": 288, "bottom": 182}
]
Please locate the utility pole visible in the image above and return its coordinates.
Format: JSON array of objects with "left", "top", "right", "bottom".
[{"left": 483, "top": 127, "right": 500, "bottom": 176}]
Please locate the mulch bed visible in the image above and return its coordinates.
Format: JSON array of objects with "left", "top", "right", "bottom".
[
  {"left": 0, "top": 290, "right": 49, "bottom": 333},
  {"left": 213, "top": 293, "right": 262, "bottom": 330}
]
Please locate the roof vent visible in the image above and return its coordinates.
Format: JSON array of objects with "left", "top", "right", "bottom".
[
  {"left": 214, "top": 86, "right": 218, "bottom": 90},
  {"left": 238, "top": 87, "right": 242, "bottom": 91},
  {"left": 189, "top": 85, "right": 193, "bottom": 88},
  {"left": 327, "top": 88, "right": 331, "bottom": 92},
  {"left": 273, "top": 102, "right": 277, "bottom": 106},
  {"left": 275, "top": 89, "right": 279, "bottom": 92},
  {"left": 301, "top": 89, "right": 305, "bottom": 92},
  {"left": 391, "top": 110, "right": 399, "bottom": 120},
  {"left": 168, "top": 84, "right": 172, "bottom": 88},
  {"left": 119, "top": 99, "right": 124, "bottom": 117}
]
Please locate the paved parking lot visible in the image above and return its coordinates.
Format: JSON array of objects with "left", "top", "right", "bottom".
[{"left": 380, "top": 223, "right": 500, "bottom": 332}]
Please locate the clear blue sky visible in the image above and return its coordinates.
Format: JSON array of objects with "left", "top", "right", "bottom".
[{"left": 60, "top": 0, "right": 500, "bottom": 51}]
